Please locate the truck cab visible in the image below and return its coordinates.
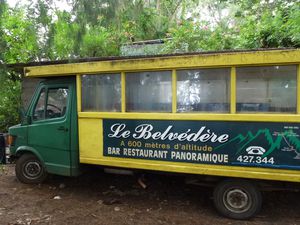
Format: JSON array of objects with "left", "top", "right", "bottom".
[{"left": 8, "top": 77, "right": 80, "bottom": 183}]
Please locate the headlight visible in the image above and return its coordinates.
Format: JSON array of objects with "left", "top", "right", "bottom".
[{"left": 5, "top": 146, "right": 10, "bottom": 155}]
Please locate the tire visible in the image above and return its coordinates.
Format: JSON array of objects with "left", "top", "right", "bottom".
[
  {"left": 15, "top": 153, "right": 47, "bottom": 184},
  {"left": 213, "top": 179, "right": 262, "bottom": 220}
]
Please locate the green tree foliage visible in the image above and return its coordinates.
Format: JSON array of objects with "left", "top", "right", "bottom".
[
  {"left": 49, "top": 11, "right": 80, "bottom": 59},
  {"left": 0, "top": 0, "right": 7, "bottom": 62},
  {"left": 0, "top": 68, "right": 21, "bottom": 132},
  {"left": 1, "top": 7, "right": 39, "bottom": 63},
  {"left": 162, "top": 0, "right": 300, "bottom": 52},
  {"left": 287, "top": 3, "right": 300, "bottom": 46},
  {"left": 235, "top": 1, "right": 300, "bottom": 48},
  {"left": 70, "top": 0, "right": 185, "bottom": 55},
  {"left": 119, "top": 2, "right": 173, "bottom": 41},
  {"left": 80, "top": 26, "right": 120, "bottom": 57},
  {"left": 0, "top": 0, "right": 299, "bottom": 61},
  {"left": 0, "top": 1, "right": 22, "bottom": 132},
  {"left": 162, "top": 20, "right": 235, "bottom": 52}
]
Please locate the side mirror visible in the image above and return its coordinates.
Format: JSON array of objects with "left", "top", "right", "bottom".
[
  {"left": 26, "top": 115, "right": 32, "bottom": 125},
  {"left": 21, "top": 115, "right": 32, "bottom": 125},
  {"left": 19, "top": 107, "right": 32, "bottom": 125},
  {"left": 19, "top": 107, "right": 25, "bottom": 120}
]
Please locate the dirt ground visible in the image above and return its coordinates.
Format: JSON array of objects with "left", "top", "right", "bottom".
[{"left": 1, "top": 164, "right": 300, "bottom": 225}]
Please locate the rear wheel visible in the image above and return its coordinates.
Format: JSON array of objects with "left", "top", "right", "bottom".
[
  {"left": 15, "top": 153, "right": 47, "bottom": 184},
  {"left": 213, "top": 179, "right": 262, "bottom": 220}
]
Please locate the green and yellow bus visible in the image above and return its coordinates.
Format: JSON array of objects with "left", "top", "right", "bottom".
[{"left": 7, "top": 49, "right": 300, "bottom": 219}]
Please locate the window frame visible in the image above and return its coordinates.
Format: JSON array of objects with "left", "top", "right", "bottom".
[
  {"left": 81, "top": 73, "right": 122, "bottom": 112},
  {"left": 125, "top": 70, "right": 173, "bottom": 113},
  {"left": 78, "top": 64, "right": 299, "bottom": 116},
  {"left": 31, "top": 85, "right": 69, "bottom": 123},
  {"left": 176, "top": 67, "right": 231, "bottom": 113},
  {"left": 235, "top": 65, "right": 298, "bottom": 114}
]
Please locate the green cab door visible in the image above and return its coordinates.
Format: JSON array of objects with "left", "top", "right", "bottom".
[{"left": 27, "top": 79, "right": 74, "bottom": 176}]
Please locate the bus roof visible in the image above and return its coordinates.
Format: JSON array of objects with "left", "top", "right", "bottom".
[{"left": 6, "top": 48, "right": 300, "bottom": 77}]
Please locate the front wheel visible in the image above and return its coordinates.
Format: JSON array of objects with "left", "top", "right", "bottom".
[
  {"left": 213, "top": 179, "right": 262, "bottom": 220},
  {"left": 15, "top": 153, "right": 48, "bottom": 184}
]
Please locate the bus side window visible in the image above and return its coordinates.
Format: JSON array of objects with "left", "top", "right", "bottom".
[
  {"left": 236, "top": 65, "right": 297, "bottom": 113},
  {"left": 177, "top": 68, "right": 230, "bottom": 113},
  {"left": 126, "top": 71, "right": 172, "bottom": 112},
  {"left": 81, "top": 74, "right": 121, "bottom": 112}
]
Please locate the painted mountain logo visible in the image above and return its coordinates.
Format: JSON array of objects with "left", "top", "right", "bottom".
[{"left": 215, "top": 129, "right": 300, "bottom": 159}]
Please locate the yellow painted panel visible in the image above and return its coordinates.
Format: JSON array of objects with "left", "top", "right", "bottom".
[
  {"left": 25, "top": 49, "right": 300, "bottom": 77},
  {"left": 80, "top": 157, "right": 300, "bottom": 183},
  {"left": 78, "top": 112, "right": 300, "bottom": 123},
  {"left": 76, "top": 75, "right": 82, "bottom": 112},
  {"left": 78, "top": 117, "right": 300, "bottom": 183},
  {"left": 297, "top": 64, "right": 300, "bottom": 114},
  {"left": 78, "top": 118, "right": 103, "bottom": 159},
  {"left": 172, "top": 69, "right": 177, "bottom": 113},
  {"left": 230, "top": 67, "right": 236, "bottom": 113},
  {"left": 121, "top": 72, "right": 126, "bottom": 113}
]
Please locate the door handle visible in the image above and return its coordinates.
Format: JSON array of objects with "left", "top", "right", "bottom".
[{"left": 57, "top": 126, "right": 68, "bottom": 132}]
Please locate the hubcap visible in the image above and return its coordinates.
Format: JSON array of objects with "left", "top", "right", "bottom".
[
  {"left": 24, "top": 162, "right": 42, "bottom": 179},
  {"left": 223, "top": 189, "right": 251, "bottom": 213}
]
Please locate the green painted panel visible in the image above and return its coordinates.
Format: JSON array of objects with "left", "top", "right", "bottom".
[{"left": 10, "top": 77, "right": 80, "bottom": 176}]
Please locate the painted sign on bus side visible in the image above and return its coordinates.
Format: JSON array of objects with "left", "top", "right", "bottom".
[{"left": 103, "top": 119, "right": 300, "bottom": 170}]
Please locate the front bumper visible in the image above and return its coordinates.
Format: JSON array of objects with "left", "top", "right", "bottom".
[{"left": 6, "top": 147, "right": 14, "bottom": 163}]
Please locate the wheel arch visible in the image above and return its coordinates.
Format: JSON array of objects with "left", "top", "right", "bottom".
[
  {"left": 15, "top": 149, "right": 48, "bottom": 184},
  {"left": 15, "top": 146, "right": 45, "bottom": 166}
]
